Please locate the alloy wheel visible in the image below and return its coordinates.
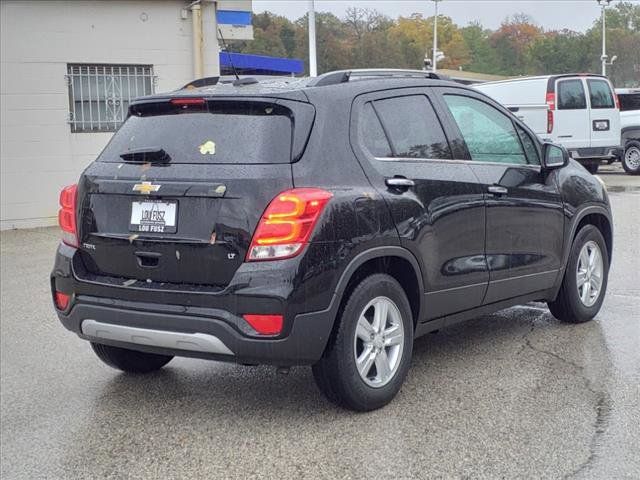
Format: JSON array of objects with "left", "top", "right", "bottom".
[
  {"left": 576, "top": 241, "right": 604, "bottom": 307},
  {"left": 353, "top": 296, "right": 404, "bottom": 388}
]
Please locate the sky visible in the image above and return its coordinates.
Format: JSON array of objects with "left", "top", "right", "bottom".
[{"left": 252, "top": 0, "right": 634, "bottom": 32}]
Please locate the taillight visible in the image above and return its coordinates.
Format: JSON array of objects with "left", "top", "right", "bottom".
[
  {"left": 614, "top": 92, "right": 621, "bottom": 110},
  {"left": 58, "top": 184, "right": 78, "bottom": 247},
  {"left": 545, "top": 92, "right": 555, "bottom": 134},
  {"left": 546, "top": 92, "right": 556, "bottom": 110},
  {"left": 247, "top": 188, "right": 333, "bottom": 261},
  {"left": 243, "top": 314, "right": 283, "bottom": 335},
  {"left": 54, "top": 291, "right": 70, "bottom": 310}
]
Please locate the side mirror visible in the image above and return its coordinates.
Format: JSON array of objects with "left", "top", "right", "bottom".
[{"left": 542, "top": 143, "right": 569, "bottom": 169}]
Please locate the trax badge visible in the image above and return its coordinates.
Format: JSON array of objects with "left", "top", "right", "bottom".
[{"left": 132, "top": 181, "right": 161, "bottom": 194}]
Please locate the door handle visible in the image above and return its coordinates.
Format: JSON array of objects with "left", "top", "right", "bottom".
[
  {"left": 487, "top": 185, "right": 508, "bottom": 196},
  {"left": 385, "top": 177, "right": 415, "bottom": 188}
]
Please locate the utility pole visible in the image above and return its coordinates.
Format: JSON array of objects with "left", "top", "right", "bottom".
[
  {"left": 598, "top": 0, "right": 611, "bottom": 76},
  {"left": 432, "top": 0, "right": 440, "bottom": 72},
  {"left": 308, "top": 0, "right": 317, "bottom": 77}
]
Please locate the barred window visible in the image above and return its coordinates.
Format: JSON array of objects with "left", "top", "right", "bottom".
[{"left": 66, "top": 64, "right": 155, "bottom": 133}]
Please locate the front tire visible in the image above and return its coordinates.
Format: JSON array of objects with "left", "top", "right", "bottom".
[
  {"left": 622, "top": 141, "right": 640, "bottom": 175},
  {"left": 91, "top": 343, "right": 173, "bottom": 373},
  {"left": 313, "top": 274, "right": 413, "bottom": 411},
  {"left": 548, "top": 225, "right": 609, "bottom": 323}
]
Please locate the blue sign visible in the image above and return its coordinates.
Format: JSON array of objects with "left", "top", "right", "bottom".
[{"left": 217, "top": 10, "right": 252, "bottom": 26}]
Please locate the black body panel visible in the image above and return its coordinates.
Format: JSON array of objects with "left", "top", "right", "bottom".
[
  {"left": 78, "top": 161, "right": 293, "bottom": 287},
  {"left": 51, "top": 75, "right": 613, "bottom": 366}
]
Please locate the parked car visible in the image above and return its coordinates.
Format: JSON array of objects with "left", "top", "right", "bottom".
[
  {"left": 616, "top": 87, "right": 640, "bottom": 175},
  {"left": 475, "top": 74, "right": 622, "bottom": 174},
  {"left": 52, "top": 69, "right": 613, "bottom": 411}
]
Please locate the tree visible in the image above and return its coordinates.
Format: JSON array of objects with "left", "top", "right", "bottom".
[
  {"left": 235, "top": 7, "right": 639, "bottom": 86},
  {"left": 584, "top": 2, "right": 640, "bottom": 86},
  {"left": 529, "top": 30, "right": 590, "bottom": 75},
  {"left": 460, "top": 22, "right": 500, "bottom": 73},
  {"left": 490, "top": 14, "right": 543, "bottom": 75},
  {"left": 293, "top": 12, "right": 352, "bottom": 74},
  {"left": 233, "top": 12, "right": 296, "bottom": 58},
  {"left": 388, "top": 14, "right": 470, "bottom": 70}
]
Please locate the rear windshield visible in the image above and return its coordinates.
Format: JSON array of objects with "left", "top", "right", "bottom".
[
  {"left": 619, "top": 93, "right": 640, "bottom": 112},
  {"left": 587, "top": 79, "right": 615, "bottom": 109},
  {"left": 99, "top": 103, "right": 293, "bottom": 164}
]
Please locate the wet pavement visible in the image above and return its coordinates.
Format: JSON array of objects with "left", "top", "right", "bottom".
[{"left": 1, "top": 169, "right": 638, "bottom": 479}]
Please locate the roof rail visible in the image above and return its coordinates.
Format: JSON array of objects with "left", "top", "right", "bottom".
[{"left": 308, "top": 69, "right": 444, "bottom": 87}]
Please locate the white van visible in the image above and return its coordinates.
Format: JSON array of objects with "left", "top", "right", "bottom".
[{"left": 475, "top": 74, "right": 622, "bottom": 173}]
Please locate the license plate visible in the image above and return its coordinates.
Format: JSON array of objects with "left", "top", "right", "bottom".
[{"left": 129, "top": 200, "right": 177, "bottom": 233}]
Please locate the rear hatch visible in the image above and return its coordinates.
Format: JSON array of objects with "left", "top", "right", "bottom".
[{"left": 77, "top": 96, "right": 314, "bottom": 288}]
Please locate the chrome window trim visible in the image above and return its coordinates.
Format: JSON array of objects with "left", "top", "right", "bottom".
[{"left": 373, "top": 156, "right": 542, "bottom": 171}]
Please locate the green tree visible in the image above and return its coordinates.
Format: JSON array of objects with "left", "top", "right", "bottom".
[
  {"left": 343, "top": 8, "right": 402, "bottom": 68},
  {"left": 460, "top": 21, "right": 500, "bottom": 73},
  {"left": 529, "top": 30, "right": 590, "bottom": 74},
  {"left": 584, "top": 2, "right": 640, "bottom": 86},
  {"left": 293, "top": 12, "right": 352, "bottom": 74}
]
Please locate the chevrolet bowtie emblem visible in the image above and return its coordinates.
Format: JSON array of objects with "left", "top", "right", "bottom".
[{"left": 132, "top": 181, "right": 161, "bottom": 194}]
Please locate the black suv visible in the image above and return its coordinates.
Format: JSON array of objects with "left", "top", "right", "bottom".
[{"left": 52, "top": 69, "right": 612, "bottom": 411}]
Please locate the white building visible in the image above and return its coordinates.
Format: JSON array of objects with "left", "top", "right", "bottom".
[{"left": 0, "top": 0, "right": 252, "bottom": 229}]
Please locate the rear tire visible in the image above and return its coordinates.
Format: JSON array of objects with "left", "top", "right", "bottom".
[
  {"left": 585, "top": 163, "right": 599, "bottom": 174},
  {"left": 313, "top": 274, "right": 413, "bottom": 411},
  {"left": 91, "top": 343, "right": 173, "bottom": 373},
  {"left": 548, "top": 225, "right": 609, "bottom": 323},
  {"left": 622, "top": 141, "right": 640, "bottom": 175}
]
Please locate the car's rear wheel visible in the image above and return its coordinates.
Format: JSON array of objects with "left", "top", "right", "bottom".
[
  {"left": 548, "top": 225, "right": 609, "bottom": 323},
  {"left": 622, "top": 141, "right": 640, "bottom": 175},
  {"left": 312, "top": 274, "right": 413, "bottom": 411},
  {"left": 91, "top": 343, "right": 173, "bottom": 373}
]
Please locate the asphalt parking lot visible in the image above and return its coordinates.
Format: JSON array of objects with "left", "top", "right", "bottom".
[{"left": 1, "top": 166, "right": 638, "bottom": 479}]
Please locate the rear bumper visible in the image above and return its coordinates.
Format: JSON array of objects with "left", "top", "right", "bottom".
[
  {"left": 51, "top": 243, "right": 339, "bottom": 366},
  {"left": 57, "top": 297, "right": 336, "bottom": 365},
  {"left": 568, "top": 146, "right": 623, "bottom": 162}
]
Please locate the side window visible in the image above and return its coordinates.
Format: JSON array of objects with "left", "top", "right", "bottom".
[
  {"left": 618, "top": 93, "right": 640, "bottom": 112},
  {"left": 515, "top": 124, "right": 540, "bottom": 165},
  {"left": 359, "top": 103, "right": 392, "bottom": 158},
  {"left": 557, "top": 80, "right": 587, "bottom": 110},
  {"left": 443, "top": 94, "right": 527, "bottom": 165},
  {"left": 373, "top": 95, "right": 452, "bottom": 159},
  {"left": 587, "top": 79, "right": 615, "bottom": 109}
]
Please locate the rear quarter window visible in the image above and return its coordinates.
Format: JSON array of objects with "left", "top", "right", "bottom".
[{"left": 359, "top": 103, "right": 393, "bottom": 158}]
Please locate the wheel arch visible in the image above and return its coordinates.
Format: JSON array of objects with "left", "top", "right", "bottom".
[
  {"left": 333, "top": 247, "right": 424, "bottom": 329},
  {"left": 573, "top": 209, "right": 613, "bottom": 264},
  {"left": 553, "top": 205, "right": 613, "bottom": 298}
]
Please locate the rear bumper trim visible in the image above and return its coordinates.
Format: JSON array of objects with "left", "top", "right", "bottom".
[
  {"left": 569, "top": 146, "right": 623, "bottom": 161},
  {"left": 82, "top": 319, "right": 234, "bottom": 356}
]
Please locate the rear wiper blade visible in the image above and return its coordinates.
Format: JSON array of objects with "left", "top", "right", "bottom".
[{"left": 120, "top": 147, "right": 171, "bottom": 163}]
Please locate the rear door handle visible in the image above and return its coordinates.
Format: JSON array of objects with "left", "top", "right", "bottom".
[
  {"left": 385, "top": 177, "right": 415, "bottom": 188},
  {"left": 487, "top": 185, "right": 508, "bottom": 196}
]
